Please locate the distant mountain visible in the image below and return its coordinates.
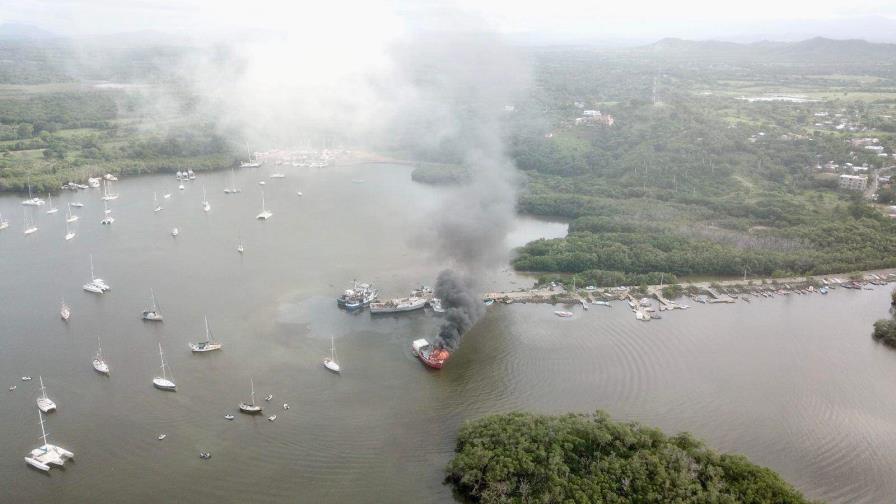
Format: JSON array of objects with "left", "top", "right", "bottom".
[
  {"left": 0, "top": 23, "right": 56, "bottom": 41},
  {"left": 641, "top": 36, "right": 896, "bottom": 64}
]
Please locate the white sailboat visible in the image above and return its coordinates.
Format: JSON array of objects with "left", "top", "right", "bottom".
[
  {"left": 23, "top": 208, "right": 38, "bottom": 235},
  {"left": 256, "top": 190, "right": 272, "bottom": 220},
  {"left": 36, "top": 376, "right": 57, "bottom": 413},
  {"left": 24, "top": 409, "right": 73, "bottom": 472},
  {"left": 64, "top": 218, "right": 76, "bottom": 240},
  {"left": 100, "top": 200, "right": 114, "bottom": 225},
  {"left": 323, "top": 335, "right": 341, "bottom": 373},
  {"left": 60, "top": 299, "right": 70, "bottom": 321},
  {"left": 45, "top": 194, "right": 58, "bottom": 214},
  {"left": 21, "top": 183, "right": 45, "bottom": 206},
  {"left": 65, "top": 204, "right": 78, "bottom": 223},
  {"left": 0, "top": 212, "right": 8, "bottom": 230},
  {"left": 238, "top": 378, "right": 262, "bottom": 414},
  {"left": 152, "top": 343, "right": 176, "bottom": 391},
  {"left": 202, "top": 187, "right": 211, "bottom": 212},
  {"left": 83, "top": 254, "right": 109, "bottom": 293},
  {"left": 237, "top": 231, "right": 244, "bottom": 254},
  {"left": 190, "top": 316, "right": 223, "bottom": 352},
  {"left": 142, "top": 289, "right": 163, "bottom": 321},
  {"left": 93, "top": 336, "right": 110, "bottom": 375},
  {"left": 153, "top": 192, "right": 163, "bottom": 212},
  {"left": 101, "top": 179, "right": 118, "bottom": 201},
  {"left": 240, "top": 145, "right": 261, "bottom": 168}
]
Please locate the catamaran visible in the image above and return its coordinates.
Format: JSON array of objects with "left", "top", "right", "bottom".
[
  {"left": 23, "top": 208, "right": 38, "bottom": 235},
  {"left": 224, "top": 168, "right": 241, "bottom": 194},
  {"left": 323, "top": 335, "right": 341, "bottom": 373},
  {"left": 101, "top": 179, "right": 118, "bottom": 201},
  {"left": 189, "top": 316, "right": 222, "bottom": 352},
  {"left": 83, "top": 254, "right": 109, "bottom": 294},
  {"left": 93, "top": 336, "right": 110, "bottom": 375},
  {"left": 153, "top": 192, "right": 163, "bottom": 212},
  {"left": 142, "top": 289, "right": 163, "bottom": 321},
  {"left": 24, "top": 409, "right": 73, "bottom": 472},
  {"left": 238, "top": 378, "right": 262, "bottom": 414},
  {"left": 64, "top": 218, "right": 76, "bottom": 240},
  {"left": 65, "top": 204, "right": 78, "bottom": 223},
  {"left": 202, "top": 187, "right": 211, "bottom": 212},
  {"left": 45, "top": 194, "right": 58, "bottom": 214},
  {"left": 60, "top": 299, "right": 70, "bottom": 321},
  {"left": 152, "top": 343, "right": 176, "bottom": 391},
  {"left": 21, "top": 183, "right": 45, "bottom": 206},
  {"left": 256, "top": 191, "right": 272, "bottom": 220},
  {"left": 36, "top": 376, "right": 57, "bottom": 413},
  {"left": 100, "top": 200, "right": 114, "bottom": 225}
]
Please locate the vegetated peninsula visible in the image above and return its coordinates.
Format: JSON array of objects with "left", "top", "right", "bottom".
[{"left": 446, "top": 411, "right": 815, "bottom": 504}]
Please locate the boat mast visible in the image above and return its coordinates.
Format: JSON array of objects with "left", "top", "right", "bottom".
[
  {"left": 39, "top": 376, "right": 47, "bottom": 400},
  {"left": 331, "top": 336, "right": 336, "bottom": 362},
  {"left": 150, "top": 288, "right": 159, "bottom": 313},
  {"left": 89, "top": 254, "right": 96, "bottom": 282},
  {"left": 97, "top": 336, "right": 103, "bottom": 360},
  {"left": 37, "top": 408, "right": 48, "bottom": 448},
  {"left": 261, "top": 191, "right": 266, "bottom": 213},
  {"left": 204, "top": 315, "right": 211, "bottom": 343},
  {"left": 250, "top": 378, "right": 256, "bottom": 406},
  {"left": 159, "top": 343, "right": 167, "bottom": 380}
]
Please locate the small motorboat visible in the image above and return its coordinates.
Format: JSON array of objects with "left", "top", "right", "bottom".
[
  {"left": 21, "top": 376, "right": 32, "bottom": 381},
  {"left": 199, "top": 452, "right": 211, "bottom": 460},
  {"left": 171, "top": 227, "right": 179, "bottom": 237},
  {"left": 157, "top": 434, "right": 166, "bottom": 441},
  {"left": 70, "top": 202, "right": 84, "bottom": 208},
  {"left": 483, "top": 298, "right": 495, "bottom": 306},
  {"left": 258, "top": 180, "right": 266, "bottom": 185},
  {"left": 225, "top": 414, "right": 235, "bottom": 420},
  {"left": 264, "top": 394, "right": 273, "bottom": 402},
  {"left": 9, "top": 385, "right": 16, "bottom": 391},
  {"left": 267, "top": 415, "right": 277, "bottom": 422},
  {"left": 554, "top": 311, "right": 574, "bottom": 318},
  {"left": 296, "top": 191, "right": 303, "bottom": 196},
  {"left": 282, "top": 403, "right": 289, "bottom": 410},
  {"left": 178, "top": 183, "right": 185, "bottom": 190},
  {"left": 163, "top": 193, "right": 171, "bottom": 199}
]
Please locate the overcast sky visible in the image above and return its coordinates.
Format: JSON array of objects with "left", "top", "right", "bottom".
[{"left": 4, "top": 0, "right": 896, "bottom": 42}]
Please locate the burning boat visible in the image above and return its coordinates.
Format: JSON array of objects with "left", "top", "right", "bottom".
[{"left": 411, "top": 339, "right": 450, "bottom": 369}]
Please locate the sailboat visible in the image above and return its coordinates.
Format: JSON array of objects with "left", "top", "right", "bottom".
[
  {"left": 323, "top": 336, "right": 341, "bottom": 373},
  {"left": 100, "top": 200, "right": 114, "bottom": 225},
  {"left": 142, "top": 289, "right": 163, "bottom": 321},
  {"left": 65, "top": 204, "right": 78, "bottom": 223},
  {"left": 45, "top": 194, "right": 58, "bottom": 214},
  {"left": 64, "top": 218, "right": 76, "bottom": 240},
  {"left": 0, "top": 212, "right": 8, "bottom": 230},
  {"left": 152, "top": 343, "right": 176, "bottom": 391},
  {"left": 240, "top": 145, "right": 261, "bottom": 168},
  {"left": 153, "top": 192, "right": 163, "bottom": 212},
  {"left": 24, "top": 409, "right": 73, "bottom": 472},
  {"left": 93, "top": 336, "right": 110, "bottom": 375},
  {"left": 190, "top": 316, "right": 223, "bottom": 352},
  {"left": 237, "top": 232, "right": 244, "bottom": 254},
  {"left": 21, "top": 182, "right": 45, "bottom": 206},
  {"left": 60, "top": 299, "right": 70, "bottom": 321},
  {"left": 224, "top": 168, "right": 241, "bottom": 194},
  {"left": 202, "top": 187, "right": 211, "bottom": 212},
  {"left": 23, "top": 208, "right": 38, "bottom": 235},
  {"left": 36, "top": 376, "right": 57, "bottom": 413},
  {"left": 101, "top": 179, "right": 118, "bottom": 201},
  {"left": 256, "top": 190, "right": 272, "bottom": 220},
  {"left": 82, "top": 254, "right": 109, "bottom": 293},
  {"left": 238, "top": 378, "right": 263, "bottom": 414}
]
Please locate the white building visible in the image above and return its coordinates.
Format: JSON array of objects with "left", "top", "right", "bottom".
[{"left": 839, "top": 174, "right": 868, "bottom": 191}]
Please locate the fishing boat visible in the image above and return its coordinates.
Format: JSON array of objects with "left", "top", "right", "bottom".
[
  {"left": 554, "top": 311, "right": 574, "bottom": 318},
  {"left": 239, "top": 378, "right": 263, "bottom": 414},
  {"left": 171, "top": 227, "right": 179, "bottom": 237},
  {"left": 60, "top": 300, "right": 70, "bottom": 321},
  {"left": 101, "top": 180, "right": 118, "bottom": 201},
  {"left": 45, "top": 194, "right": 58, "bottom": 214},
  {"left": 153, "top": 192, "right": 163, "bottom": 212},
  {"left": 36, "top": 376, "right": 57, "bottom": 413},
  {"left": 201, "top": 187, "right": 211, "bottom": 212},
  {"left": 142, "top": 289, "right": 163, "bottom": 321},
  {"left": 0, "top": 213, "right": 8, "bottom": 230},
  {"left": 24, "top": 409, "right": 73, "bottom": 472},
  {"left": 93, "top": 337, "right": 110, "bottom": 375},
  {"left": 189, "top": 316, "right": 222, "bottom": 352},
  {"left": 100, "top": 200, "right": 114, "bottom": 225},
  {"left": 369, "top": 296, "right": 426, "bottom": 314},
  {"left": 152, "top": 343, "right": 176, "bottom": 391},
  {"left": 23, "top": 209, "right": 38, "bottom": 235},
  {"left": 21, "top": 183, "right": 46, "bottom": 206},
  {"left": 411, "top": 339, "right": 450, "bottom": 369},
  {"left": 64, "top": 218, "right": 76, "bottom": 240},
  {"left": 336, "top": 281, "right": 378, "bottom": 308},
  {"left": 256, "top": 191, "right": 272, "bottom": 220},
  {"left": 323, "top": 335, "right": 341, "bottom": 373},
  {"left": 65, "top": 205, "right": 78, "bottom": 223}
]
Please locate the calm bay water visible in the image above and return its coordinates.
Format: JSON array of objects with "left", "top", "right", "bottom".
[{"left": 1, "top": 163, "right": 895, "bottom": 503}]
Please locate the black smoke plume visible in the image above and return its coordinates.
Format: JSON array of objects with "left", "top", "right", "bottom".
[{"left": 433, "top": 269, "right": 485, "bottom": 351}]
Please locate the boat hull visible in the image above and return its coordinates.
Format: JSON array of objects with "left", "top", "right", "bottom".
[
  {"left": 93, "top": 360, "right": 110, "bottom": 375},
  {"left": 153, "top": 378, "right": 176, "bottom": 391},
  {"left": 239, "top": 403, "right": 263, "bottom": 414},
  {"left": 323, "top": 359, "right": 341, "bottom": 373}
]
